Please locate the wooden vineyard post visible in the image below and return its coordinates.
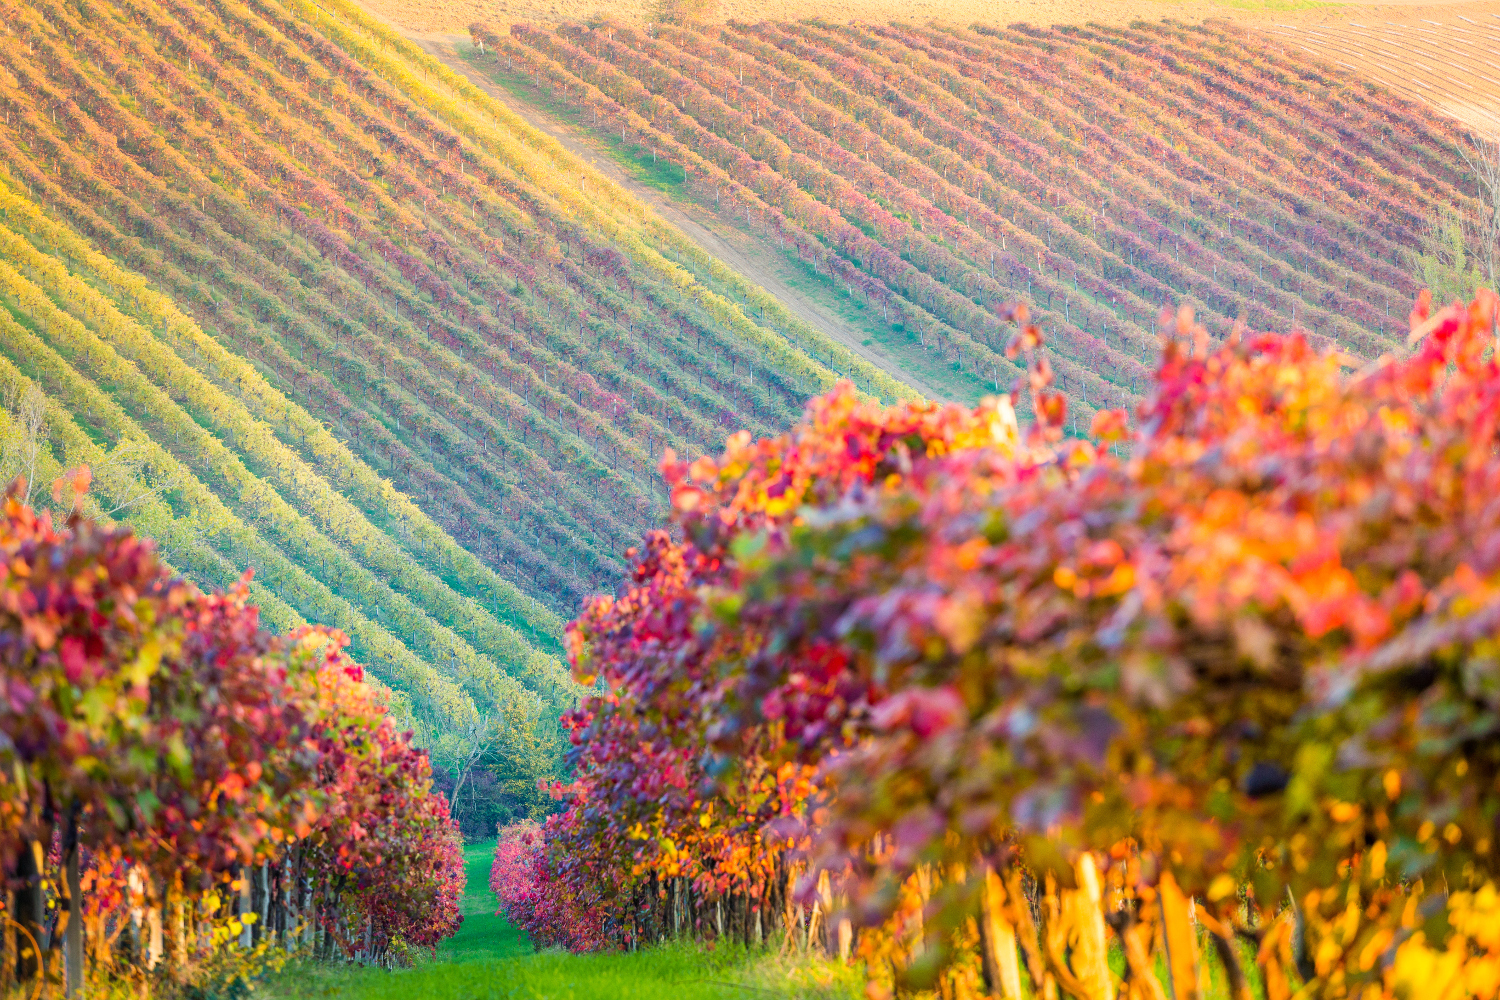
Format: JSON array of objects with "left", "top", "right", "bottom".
[
  {"left": 62, "top": 806, "right": 82, "bottom": 997},
  {"left": 817, "top": 869, "right": 837, "bottom": 954},
  {"left": 979, "top": 865, "right": 1024, "bottom": 1000},
  {"left": 783, "top": 863, "right": 801, "bottom": 952},
  {"left": 1158, "top": 872, "right": 1199, "bottom": 1000},
  {"left": 909, "top": 865, "right": 931, "bottom": 962},
  {"left": 147, "top": 901, "right": 163, "bottom": 971},
  {"left": 1068, "top": 854, "right": 1113, "bottom": 1000},
  {"left": 239, "top": 867, "right": 253, "bottom": 949}
]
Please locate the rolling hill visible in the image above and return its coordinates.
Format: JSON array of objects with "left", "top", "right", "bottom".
[
  {"left": 0, "top": 0, "right": 910, "bottom": 763},
  {"left": 472, "top": 17, "right": 1470, "bottom": 427},
  {"left": 0, "top": 0, "right": 1481, "bottom": 780},
  {"left": 1268, "top": 3, "right": 1500, "bottom": 136}
]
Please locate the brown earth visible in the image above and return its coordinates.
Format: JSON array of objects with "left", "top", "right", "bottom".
[
  {"left": 1264, "top": 2, "right": 1500, "bottom": 134},
  {"left": 366, "top": 0, "right": 1335, "bottom": 34}
]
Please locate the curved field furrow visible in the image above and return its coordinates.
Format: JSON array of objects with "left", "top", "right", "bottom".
[{"left": 1268, "top": 12, "right": 1500, "bottom": 136}]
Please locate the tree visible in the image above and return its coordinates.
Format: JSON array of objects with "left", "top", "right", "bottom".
[
  {"left": 1412, "top": 206, "right": 1483, "bottom": 306},
  {"left": 1, "top": 383, "right": 49, "bottom": 508},
  {"left": 1460, "top": 131, "right": 1500, "bottom": 288},
  {"left": 650, "top": 0, "right": 720, "bottom": 27}
]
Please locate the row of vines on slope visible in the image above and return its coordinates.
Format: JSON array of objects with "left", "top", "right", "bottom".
[
  {"left": 0, "top": 0, "right": 909, "bottom": 636},
  {"left": 501, "top": 289, "right": 1500, "bottom": 1000},
  {"left": 0, "top": 175, "right": 569, "bottom": 804},
  {"left": 0, "top": 0, "right": 626, "bottom": 789},
  {"left": 0, "top": 477, "right": 463, "bottom": 995},
  {"left": 485, "top": 17, "right": 1463, "bottom": 428}
]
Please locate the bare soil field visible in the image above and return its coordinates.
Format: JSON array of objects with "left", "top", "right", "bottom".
[{"left": 1266, "top": 2, "right": 1500, "bottom": 133}]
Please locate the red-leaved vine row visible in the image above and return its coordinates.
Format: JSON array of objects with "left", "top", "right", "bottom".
[
  {"left": 0, "top": 474, "right": 463, "bottom": 993},
  {"left": 502, "top": 292, "right": 1500, "bottom": 999},
  {"left": 480, "top": 17, "right": 1466, "bottom": 427}
]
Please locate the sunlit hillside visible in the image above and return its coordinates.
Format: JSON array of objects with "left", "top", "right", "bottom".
[
  {"left": 474, "top": 16, "right": 1468, "bottom": 427},
  {"left": 0, "top": 0, "right": 904, "bottom": 750},
  {"left": 358, "top": 0, "right": 1500, "bottom": 142},
  {"left": 358, "top": 0, "right": 1357, "bottom": 38},
  {"left": 1269, "top": 2, "right": 1500, "bottom": 135},
  {"left": 9, "top": 0, "right": 1500, "bottom": 997}
]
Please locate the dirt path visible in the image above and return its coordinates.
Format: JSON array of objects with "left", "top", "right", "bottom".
[{"left": 411, "top": 36, "right": 951, "bottom": 401}]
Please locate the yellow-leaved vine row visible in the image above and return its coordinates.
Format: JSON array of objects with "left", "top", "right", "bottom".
[
  {"left": 0, "top": 180, "right": 576, "bottom": 712},
  {"left": 305, "top": 0, "right": 914, "bottom": 404},
  {"left": 0, "top": 252, "right": 510, "bottom": 731},
  {"left": 4, "top": 0, "right": 687, "bottom": 599},
  {"left": 0, "top": 298, "right": 469, "bottom": 720},
  {"left": 0, "top": 173, "right": 569, "bottom": 654},
  {"left": 0, "top": 214, "right": 573, "bottom": 715},
  {"left": 0, "top": 345, "right": 307, "bottom": 634}
]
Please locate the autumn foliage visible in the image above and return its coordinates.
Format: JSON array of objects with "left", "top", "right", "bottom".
[
  {"left": 528, "top": 292, "right": 1500, "bottom": 998},
  {"left": 485, "top": 17, "right": 1461, "bottom": 433},
  {"left": 0, "top": 483, "right": 463, "bottom": 989}
]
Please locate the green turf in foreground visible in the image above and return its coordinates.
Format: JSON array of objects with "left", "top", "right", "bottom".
[
  {"left": 261, "top": 839, "right": 1273, "bottom": 1000},
  {"left": 262, "top": 840, "right": 863, "bottom": 1000},
  {"left": 260, "top": 840, "right": 1260, "bottom": 999},
  {"left": 264, "top": 940, "right": 829, "bottom": 1000}
]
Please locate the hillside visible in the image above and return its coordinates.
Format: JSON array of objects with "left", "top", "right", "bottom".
[
  {"left": 0, "top": 0, "right": 1472, "bottom": 738},
  {"left": 4, "top": 0, "right": 1476, "bottom": 691},
  {"left": 470, "top": 17, "right": 1467, "bottom": 426},
  {"left": 362, "top": 0, "right": 1354, "bottom": 38},
  {"left": 363, "top": 0, "right": 1500, "bottom": 142},
  {"left": 0, "top": 0, "right": 914, "bottom": 773},
  {"left": 9, "top": 0, "right": 1500, "bottom": 995}
]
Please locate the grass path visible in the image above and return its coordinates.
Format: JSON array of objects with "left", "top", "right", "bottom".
[
  {"left": 262, "top": 840, "right": 848, "bottom": 1000},
  {"left": 261, "top": 840, "right": 1260, "bottom": 999}
]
